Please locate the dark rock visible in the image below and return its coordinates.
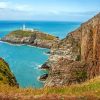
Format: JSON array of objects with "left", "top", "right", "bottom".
[
  {"left": 39, "top": 74, "right": 48, "bottom": 81},
  {"left": 40, "top": 62, "right": 50, "bottom": 70},
  {"left": 46, "top": 51, "right": 51, "bottom": 55}
]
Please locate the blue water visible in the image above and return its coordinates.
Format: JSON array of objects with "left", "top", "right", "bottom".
[
  {"left": 0, "top": 21, "right": 81, "bottom": 39},
  {"left": 0, "top": 21, "right": 81, "bottom": 88}
]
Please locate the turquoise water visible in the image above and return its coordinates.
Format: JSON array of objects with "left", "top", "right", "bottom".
[
  {"left": 0, "top": 42, "right": 49, "bottom": 88},
  {"left": 0, "top": 21, "right": 81, "bottom": 88}
]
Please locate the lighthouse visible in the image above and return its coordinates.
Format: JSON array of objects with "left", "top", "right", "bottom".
[
  {"left": 22, "top": 24, "right": 26, "bottom": 31},
  {"left": 21, "top": 24, "right": 34, "bottom": 32}
]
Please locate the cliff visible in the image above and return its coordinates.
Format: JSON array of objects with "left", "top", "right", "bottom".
[
  {"left": 1, "top": 30, "right": 59, "bottom": 48},
  {"left": 44, "top": 13, "right": 100, "bottom": 86},
  {"left": 0, "top": 58, "right": 18, "bottom": 87}
]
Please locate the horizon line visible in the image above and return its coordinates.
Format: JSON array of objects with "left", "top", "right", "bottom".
[{"left": 0, "top": 20, "right": 82, "bottom": 23}]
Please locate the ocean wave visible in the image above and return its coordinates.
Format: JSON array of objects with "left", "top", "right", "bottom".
[
  {"left": 43, "top": 52, "right": 50, "bottom": 56},
  {"left": 0, "top": 40, "right": 3, "bottom": 43},
  {"left": 0, "top": 41, "right": 23, "bottom": 46},
  {"left": 30, "top": 63, "right": 42, "bottom": 69},
  {"left": 35, "top": 63, "right": 42, "bottom": 68},
  {"left": 26, "top": 45, "right": 45, "bottom": 49}
]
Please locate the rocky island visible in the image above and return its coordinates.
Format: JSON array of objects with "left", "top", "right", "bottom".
[{"left": 1, "top": 30, "right": 59, "bottom": 48}]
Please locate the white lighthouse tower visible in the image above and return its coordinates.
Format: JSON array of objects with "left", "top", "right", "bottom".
[{"left": 22, "top": 24, "right": 26, "bottom": 31}]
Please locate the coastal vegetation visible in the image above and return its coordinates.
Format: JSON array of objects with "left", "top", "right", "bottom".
[
  {"left": 0, "top": 76, "right": 100, "bottom": 99},
  {"left": 0, "top": 58, "right": 18, "bottom": 87},
  {"left": 8, "top": 30, "right": 56, "bottom": 40}
]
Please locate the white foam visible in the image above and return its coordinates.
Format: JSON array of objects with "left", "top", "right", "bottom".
[
  {"left": 43, "top": 52, "right": 50, "bottom": 56},
  {"left": 0, "top": 41, "right": 24, "bottom": 46},
  {"left": 0, "top": 40, "right": 3, "bottom": 43},
  {"left": 26, "top": 44, "right": 49, "bottom": 50},
  {"left": 30, "top": 62, "right": 42, "bottom": 69},
  {"left": 35, "top": 63, "right": 42, "bottom": 68}
]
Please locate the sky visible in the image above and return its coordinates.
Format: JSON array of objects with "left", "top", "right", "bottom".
[{"left": 0, "top": 0, "right": 100, "bottom": 21}]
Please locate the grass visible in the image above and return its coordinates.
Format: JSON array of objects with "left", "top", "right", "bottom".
[
  {"left": 0, "top": 58, "right": 18, "bottom": 86},
  {"left": 9, "top": 30, "right": 33, "bottom": 37},
  {"left": 0, "top": 58, "right": 13, "bottom": 84},
  {"left": 0, "top": 76, "right": 100, "bottom": 98},
  {"left": 8, "top": 30, "right": 56, "bottom": 40}
]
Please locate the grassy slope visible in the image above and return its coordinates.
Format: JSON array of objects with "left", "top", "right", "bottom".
[
  {"left": 7, "top": 30, "right": 56, "bottom": 40},
  {"left": 0, "top": 76, "right": 100, "bottom": 99},
  {"left": 0, "top": 58, "right": 17, "bottom": 86}
]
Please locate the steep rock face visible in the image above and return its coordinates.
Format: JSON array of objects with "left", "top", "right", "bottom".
[
  {"left": 81, "top": 13, "right": 100, "bottom": 79},
  {"left": 0, "top": 58, "right": 18, "bottom": 87},
  {"left": 81, "top": 13, "right": 100, "bottom": 61},
  {"left": 1, "top": 30, "right": 59, "bottom": 48},
  {"left": 45, "top": 59, "right": 87, "bottom": 86},
  {"left": 44, "top": 13, "right": 100, "bottom": 86}
]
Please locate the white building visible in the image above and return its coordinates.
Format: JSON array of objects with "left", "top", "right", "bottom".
[
  {"left": 22, "top": 24, "right": 26, "bottom": 31},
  {"left": 22, "top": 24, "right": 34, "bottom": 32}
]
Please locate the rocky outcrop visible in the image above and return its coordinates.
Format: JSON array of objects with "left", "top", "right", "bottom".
[
  {"left": 0, "top": 58, "right": 18, "bottom": 87},
  {"left": 39, "top": 74, "right": 48, "bottom": 81},
  {"left": 44, "top": 13, "right": 100, "bottom": 87},
  {"left": 40, "top": 62, "right": 50, "bottom": 70},
  {"left": 1, "top": 30, "right": 59, "bottom": 48}
]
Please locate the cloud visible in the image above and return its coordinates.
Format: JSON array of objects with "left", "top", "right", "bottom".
[
  {"left": 13, "top": 4, "right": 33, "bottom": 12},
  {"left": 0, "top": 2, "right": 9, "bottom": 9},
  {"left": 0, "top": 1, "right": 33, "bottom": 12},
  {"left": 48, "top": 10, "right": 99, "bottom": 17},
  {"left": 0, "top": 1, "right": 98, "bottom": 15},
  {"left": 0, "top": 1, "right": 99, "bottom": 21}
]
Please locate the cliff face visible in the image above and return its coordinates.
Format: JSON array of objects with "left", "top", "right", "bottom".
[
  {"left": 1, "top": 30, "right": 59, "bottom": 48},
  {"left": 81, "top": 13, "right": 100, "bottom": 79},
  {"left": 44, "top": 13, "right": 100, "bottom": 86},
  {"left": 0, "top": 58, "right": 18, "bottom": 87}
]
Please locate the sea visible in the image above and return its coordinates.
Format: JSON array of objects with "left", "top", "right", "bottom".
[{"left": 0, "top": 21, "right": 81, "bottom": 88}]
